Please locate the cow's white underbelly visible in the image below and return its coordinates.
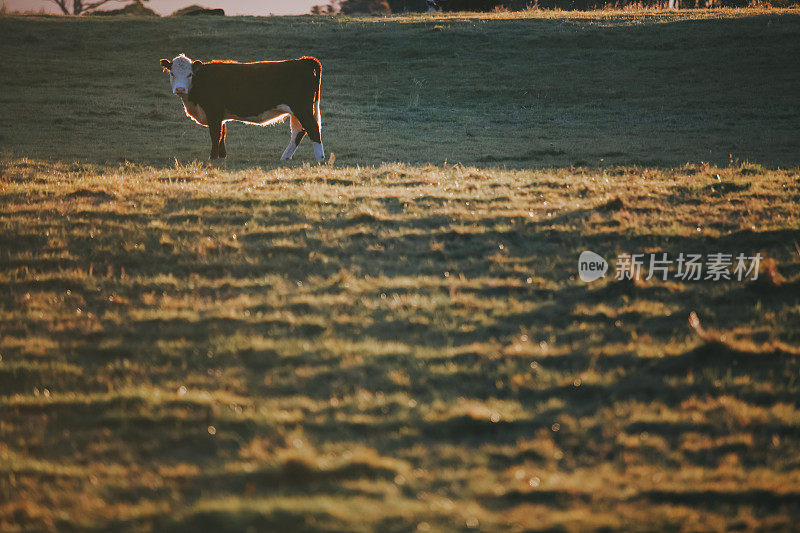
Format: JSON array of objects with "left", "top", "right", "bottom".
[
  {"left": 180, "top": 99, "right": 292, "bottom": 128},
  {"left": 225, "top": 104, "right": 292, "bottom": 126}
]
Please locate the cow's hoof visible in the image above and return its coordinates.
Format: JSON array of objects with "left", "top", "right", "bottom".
[{"left": 313, "top": 143, "right": 325, "bottom": 163}]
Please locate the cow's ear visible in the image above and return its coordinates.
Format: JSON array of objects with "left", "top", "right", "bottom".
[
  {"left": 192, "top": 60, "right": 204, "bottom": 74},
  {"left": 160, "top": 59, "right": 172, "bottom": 72}
]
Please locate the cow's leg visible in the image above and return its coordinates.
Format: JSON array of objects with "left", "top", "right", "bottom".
[
  {"left": 281, "top": 115, "right": 306, "bottom": 161},
  {"left": 218, "top": 122, "right": 227, "bottom": 159},
  {"left": 312, "top": 99, "right": 325, "bottom": 162},
  {"left": 208, "top": 119, "right": 223, "bottom": 160},
  {"left": 295, "top": 102, "right": 324, "bottom": 162}
]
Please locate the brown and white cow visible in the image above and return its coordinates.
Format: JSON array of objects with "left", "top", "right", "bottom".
[{"left": 160, "top": 54, "right": 325, "bottom": 162}]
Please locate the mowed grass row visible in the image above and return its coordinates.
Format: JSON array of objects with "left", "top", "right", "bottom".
[
  {"left": 0, "top": 9, "right": 798, "bottom": 168},
  {"left": 1, "top": 158, "right": 799, "bottom": 530}
]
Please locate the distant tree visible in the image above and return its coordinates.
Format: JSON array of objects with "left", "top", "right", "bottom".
[
  {"left": 385, "top": 0, "right": 424, "bottom": 10},
  {"left": 172, "top": 4, "right": 225, "bottom": 16},
  {"left": 47, "top": 0, "right": 150, "bottom": 15},
  {"left": 311, "top": 3, "right": 336, "bottom": 13},
  {"left": 314, "top": 0, "right": 392, "bottom": 13},
  {"left": 341, "top": 0, "right": 391, "bottom": 13},
  {"left": 427, "top": 0, "right": 501, "bottom": 10}
]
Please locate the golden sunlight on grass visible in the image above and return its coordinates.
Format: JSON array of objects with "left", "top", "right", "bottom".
[{"left": 1, "top": 158, "right": 799, "bottom": 530}]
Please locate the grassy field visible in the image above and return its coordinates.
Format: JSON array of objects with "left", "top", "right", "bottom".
[
  {"left": 1, "top": 9, "right": 799, "bottom": 168},
  {"left": 1, "top": 9, "right": 800, "bottom": 532}
]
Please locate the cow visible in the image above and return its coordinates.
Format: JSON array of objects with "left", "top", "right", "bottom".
[
  {"left": 427, "top": 0, "right": 501, "bottom": 11},
  {"left": 159, "top": 54, "right": 325, "bottom": 162}
]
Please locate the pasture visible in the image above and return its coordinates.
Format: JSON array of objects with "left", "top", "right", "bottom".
[{"left": 1, "top": 9, "right": 800, "bottom": 531}]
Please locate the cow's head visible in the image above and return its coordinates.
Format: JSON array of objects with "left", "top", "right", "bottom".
[
  {"left": 427, "top": 0, "right": 442, "bottom": 12},
  {"left": 160, "top": 54, "right": 203, "bottom": 95}
]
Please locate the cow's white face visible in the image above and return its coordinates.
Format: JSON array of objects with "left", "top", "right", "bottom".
[{"left": 160, "top": 54, "right": 202, "bottom": 96}]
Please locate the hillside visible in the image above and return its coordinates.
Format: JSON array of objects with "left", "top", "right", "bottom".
[{"left": 1, "top": 10, "right": 798, "bottom": 168}]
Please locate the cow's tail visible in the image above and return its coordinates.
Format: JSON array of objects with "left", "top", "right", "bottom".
[
  {"left": 302, "top": 56, "right": 323, "bottom": 131},
  {"left": 314, "top": 60, "right": 322, "bottom": 131}
]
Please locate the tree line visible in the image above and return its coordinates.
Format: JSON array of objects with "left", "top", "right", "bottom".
[
  {"left": 49, "top": 0, "right": 751, "bottom": 16},
  {"left": 315, "top": 0, "right": 749, "bottom": 13}
]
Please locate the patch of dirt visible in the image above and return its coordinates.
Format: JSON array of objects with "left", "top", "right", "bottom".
[
  {"left": 66, "top": 189, "right": 115, "bottom": 202},
  {"left": 596, "top": 196, "right": 627, "bottom": 211}
]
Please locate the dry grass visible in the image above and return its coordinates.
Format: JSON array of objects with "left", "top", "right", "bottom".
[{"left": 1, "top": 158, "right": 799, "bottom": 531}]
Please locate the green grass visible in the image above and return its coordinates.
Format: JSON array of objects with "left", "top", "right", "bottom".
[
  {"left": 1, "top": 9, "right": 799, "bottom": 167},
  {"left": 1, "top": 9, "right": 800, "bottom": 532}
]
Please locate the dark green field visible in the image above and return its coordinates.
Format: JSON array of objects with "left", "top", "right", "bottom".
[
  {"left": 1, "top": 10, "right": 800, "bottom": 532},
  {"left": 1, "top": 9, "right": 799, "bottom": 167}
]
